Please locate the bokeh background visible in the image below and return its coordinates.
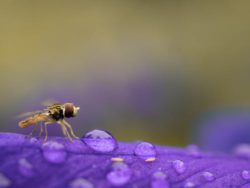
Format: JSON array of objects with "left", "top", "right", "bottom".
[{"left": 1, "top": 1, "right": 250, "bottom": 149}]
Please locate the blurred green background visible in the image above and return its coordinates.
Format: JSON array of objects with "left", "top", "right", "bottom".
[{"left": 1, "top": 1, "right": 250, "bottom": 146}]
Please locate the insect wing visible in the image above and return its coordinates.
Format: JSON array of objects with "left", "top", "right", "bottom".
[
  {"left": 42, "top": 99, "right": 61, "bottom": 107},
  {"left": 17, "top": 110, "right": 47, "bottom": 118}
]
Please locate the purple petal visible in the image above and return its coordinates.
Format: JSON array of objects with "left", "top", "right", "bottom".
[{"left": 1, "top": 132, "right": 250, "bottom": 188}]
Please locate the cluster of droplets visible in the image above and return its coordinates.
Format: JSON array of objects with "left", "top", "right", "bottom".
[{"left": 6, "top": 130, "right": 250, "bottom": 187}]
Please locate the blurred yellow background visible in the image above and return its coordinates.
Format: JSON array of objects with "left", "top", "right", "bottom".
[{"left": 1, "top": 1, "right": 250, "bottom": 146}]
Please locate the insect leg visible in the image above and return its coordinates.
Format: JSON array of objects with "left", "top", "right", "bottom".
[
  {"left": 39, "top": 122, "right": 43, "bottom": 137},
  {"left": 44, "top": 121, "right": 54, "bottom": 142},
  {"left": 29, "top": 122, "right": 39, "bottom": 137},
  {"left": 58, "top": 121, "right": 73, "bottom": 142},
  {"left": 62, "top": 120, "right": 79, "bottom": 139}
]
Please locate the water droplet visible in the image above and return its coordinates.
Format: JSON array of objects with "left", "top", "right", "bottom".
[
  {"left": 81, "top": 130, "right": 117, "bottom": 153},
  {"left": 241, "top": 170, "right": 250, "bottom": 180},
  {"left": 134, "top": 142, "right": 156, "bottom": 161},
  {"left": 30, "top": 137, "right": 38, "bottom": 144},
  {"left": 172, "top": 160, "right": 186, "bottom": 174},
  {"left": 0, "top": 173, "right": 11, "bottom": 187},
  {"left": 184, "top": 181, "right": 196, "bottom": 188},
  {"left": 151, "top": 171, "right": 169, "bottom": 188},
  {"left": 69, "top": 178, "right": 94, "bottom": 188},
  {"left": 152, "top": 171, "right": 167, "bottom": 179},
  {"left": 18, "top": 158, "right": 34, "bottom": 177},
  {"left": 202, "top": 171, "right": 215, "bottom": 182},
  {"left": 233, "top": 144, "right": 250, "bottom": 159},
  {"left": 106, "top": 162, "right": 132, "bottom": 186},
  {"left": 42, "top": 141, "right": 67, "bottom": 164}
]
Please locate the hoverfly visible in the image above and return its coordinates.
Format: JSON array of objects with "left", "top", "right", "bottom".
[{"left": 18, "top": 101, "right": 80, "bottom": 142}]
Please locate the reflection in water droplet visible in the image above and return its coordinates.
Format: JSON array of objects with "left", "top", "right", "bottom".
[
  {"left": 241, "top": 170, "right": 250, "bottom": 180},
  {"left": 0, "top": 173, "right": 11, "bottom": 187},
  {"left": 69, "top": 178, "right": 94, "bottom": 188},
  {"left": 42, "top": 141, "right": 67, "bottom": 164},
  {"left": 184, "top": 181, "right": 195, "bottom": 188},
  {"left": 106, "top": 162, "right": 132, "bottom": 186},
  {"left": 151, "top": 171, "right": 169, "bottom": 188},
  {"left": 202, "top": 171, "right": 215, "bottom": 182},
  {"left": 81, "top": 130, "right": 117, "bottom": 153},
  {"left": 134, "top": 142, "right": 156, "bottom": 161},
  {"left": 172, "top": 160, "right": 186, "bottom": 174},
  {"left": 18, "top": 158, "right": 34, "bottom": 177}
]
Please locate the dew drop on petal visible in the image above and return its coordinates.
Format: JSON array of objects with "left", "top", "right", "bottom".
[
  {"left": 241, "top": 170, "right": 250, "bottom": 180},
  {"left": 152, "top": 171, "right": 168, "bottom": 179},
  {"left": 202, "top": 171, "right": 215, "bottom": 182},
  {"left": 184, "top": 181, "right": 196, "bottom": 188},
  {"left": 172, "top": 160, "right": 186, "bottom": 174},
  {"left": 134, "top": 142, "right": 156, "bottom": 161},
  {"left": 30, "top": 137, "right": 38, "bottom": 144},
  {"left": 42, "top": 141, "right": 67, "bottom": 164},
  {"left": 81, "top": 130, "right": 117, "bottom": 153},
  {"left": 69, "top": 178, "right": 94, "bottom": 188},
  {"left": 106, "top": 162, "right": 132, "bottom": 186},
  {"left": 0, "top": 173, "right": 11, "bottom": 188},
  {"left": 151, "top": 171, "right": 169, "bottom": 188},
  {"left": 18, "top": 158, "right": 34, "bottom": 177}
]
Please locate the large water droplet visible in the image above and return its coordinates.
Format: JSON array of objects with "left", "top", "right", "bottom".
[
  {"left": 69, "top": 178, "right": 94, "bottom": 188},
  {"left": 202, "top": 171, "right": 215, "bottom": 182},
  {"left": 106, "top": 162, "right": 132, "bottom": 186},
  {"left": 81, "top": 130, "right": 117, "bottom": 153},
  {"left": 172, "top": 160, "right": 186, "bottom": 174},
  {"left": 134, "top": 142, "right": 156, "bottom": 161},
  {"left": 0, "top": 173, "right": 11, "bottom": 187},
  {"left": 241, "top": 170, "right": 250, "bottom": 180},
  {"left": 18, "top": 158, "right": 34, "bottom": 177},
  {"left": 151, "top": 171, "right": 169, "bottom": 188},
  {"left": 42, "top": 141, "right": 67, "bottom": 164}
]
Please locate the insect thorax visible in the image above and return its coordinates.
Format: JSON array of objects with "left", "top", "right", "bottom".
[{"left": 49, "top": 107, "right": 64, "bottom": 121}]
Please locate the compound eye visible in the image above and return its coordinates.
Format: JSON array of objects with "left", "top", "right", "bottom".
[{"left": 64, "top": 103, "right": 74, "bottom": 118}]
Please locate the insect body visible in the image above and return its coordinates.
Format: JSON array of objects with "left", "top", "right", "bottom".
[{"left": 18, "top": 102, "right": 80, "bottom": 142}]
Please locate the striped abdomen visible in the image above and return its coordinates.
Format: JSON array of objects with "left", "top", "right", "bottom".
[{"left": 18, "top": 115, "right": 47, "bottom": 128}]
